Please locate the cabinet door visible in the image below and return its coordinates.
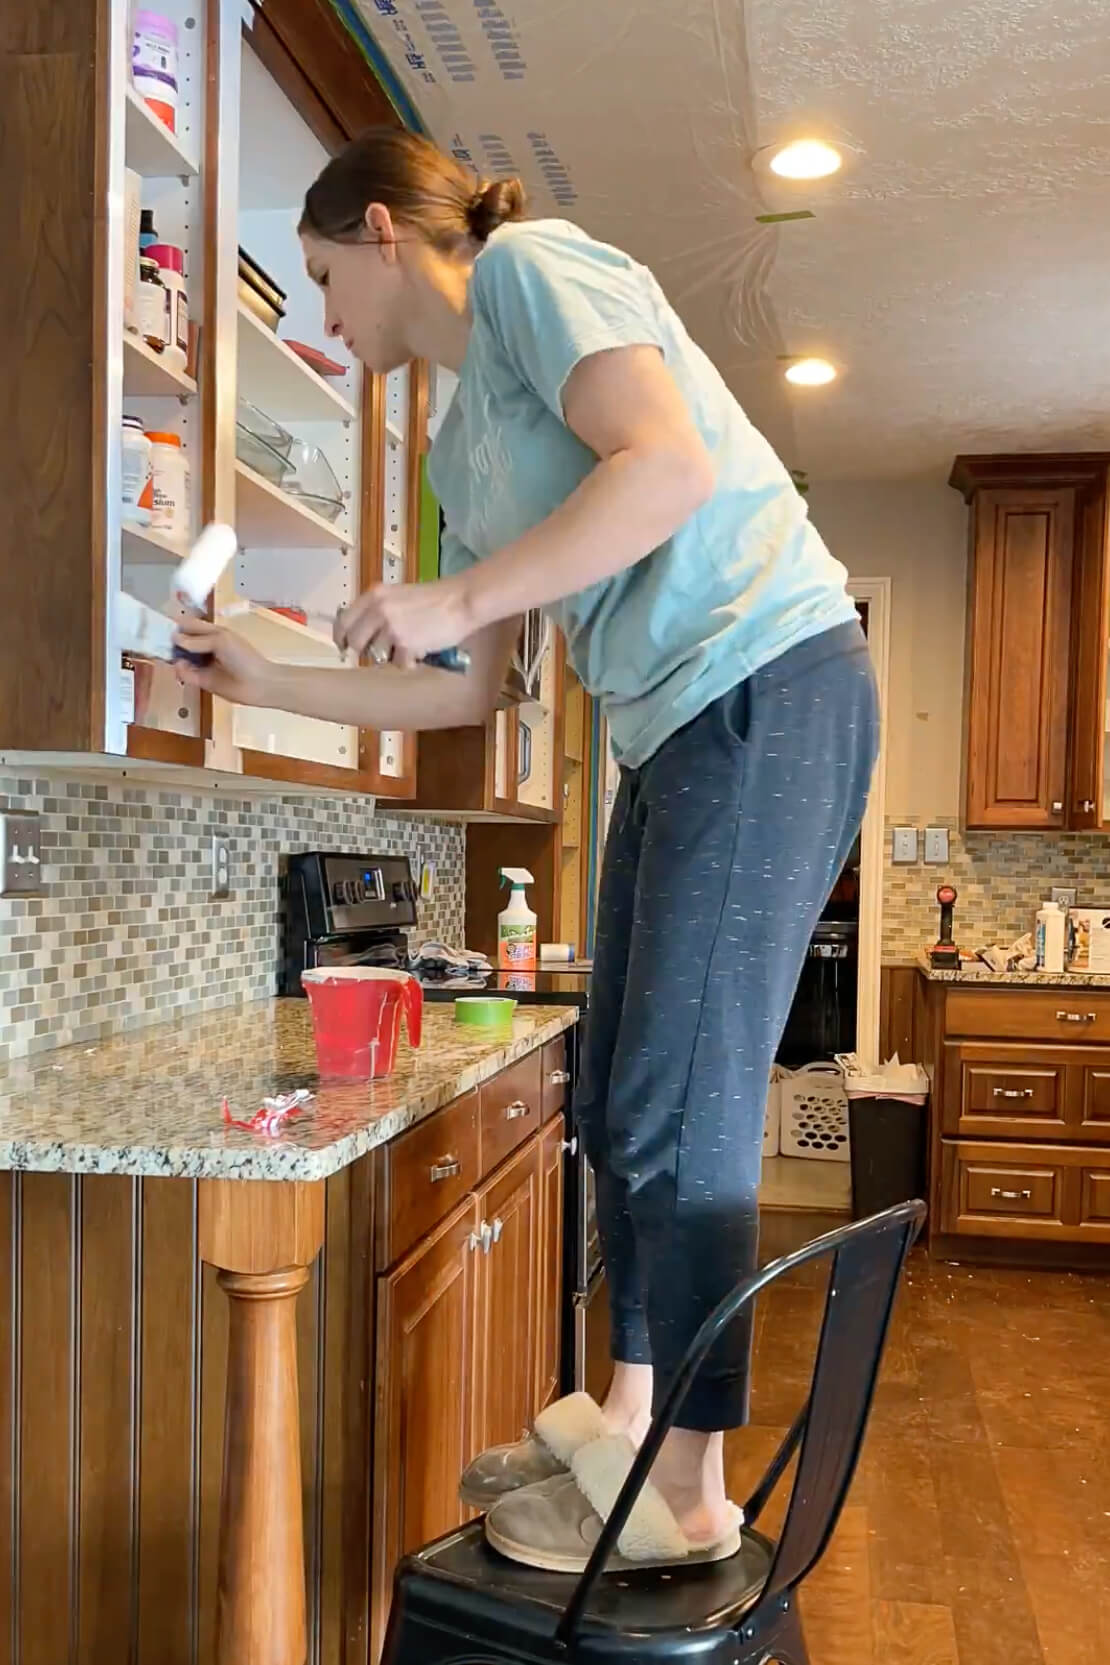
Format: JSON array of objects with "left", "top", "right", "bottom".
[
  {"left": 475, "top": 1140, "right": 541, "bottom": 1452},
  {"left": 373, "top": 1196, "right": 479, "bottom": 1650},
  {"left": 1067, "top": 481, "right": 1109, "bottom": 828},
  {"left": 537, "top": 1114, "right": 566, "bottom": 1411},
  {"left": 964, "top": 487, "right": 1075, "bottom": 828}
]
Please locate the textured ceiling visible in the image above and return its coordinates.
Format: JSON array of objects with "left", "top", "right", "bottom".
[
  {"left": 746, "top": 0, "right": 1110, "bottom": 477},
  {"left": 354, "top": 0, "right": 1110, "bottom": 479}
]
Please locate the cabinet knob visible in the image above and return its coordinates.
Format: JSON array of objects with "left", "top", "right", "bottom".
[
  {"left": 504, "top": 1100, "right": 531, "bottom": 1121},
  {"left": 1051, "top": 801, "right": 1063, "bottom": 814},
  {"left": 1080, "top": 799, "right": 1096, "bottom": 813},
  {"left": 429, "top": 1156, "right": 462, "bottom": 1183},
  {"left": 1055, "top": 1010, "right": 1096, "bottom": 1024},
  {"left": 548, "top": 1069, "right": 571, "bottom": 1086},
  {"left": 561, "top": 1136, "right": 579, "bottom": 1156},
  {"left": 491, "top": 1216, "right": 504, "bottom": 1245},
  {"left": 990, "top": 1186, "right": 1032, "bottom": 1202}
]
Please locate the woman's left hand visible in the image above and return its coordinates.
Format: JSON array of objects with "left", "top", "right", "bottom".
[{"left": 334, "top": 576, "right": 475, "bottom": 668}]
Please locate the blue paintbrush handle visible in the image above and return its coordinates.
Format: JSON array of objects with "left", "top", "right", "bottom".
[{"left": 422, "top": 646, "right": 471, "bottom": 674}]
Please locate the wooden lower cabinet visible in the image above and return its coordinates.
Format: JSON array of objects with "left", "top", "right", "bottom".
[
  {"left": 476, "top": 1143, "right": 542, "bottom": 1455},
  {"left": 370, "top": 1096, "right": 568, "bottom": 1658},
  {"left": 373, "top": 1196, "right": 480, "bottom": 1644},
  {"left": 919, "top": 974, "right": 1110, "bottom": 1266},
  {"left": 537, "top": 1113, "right": 566, "bottom": 1412}
]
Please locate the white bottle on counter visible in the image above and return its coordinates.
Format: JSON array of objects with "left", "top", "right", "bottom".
[{"left": 1035, "top": 901, "right": 1066, "bottom": 974}]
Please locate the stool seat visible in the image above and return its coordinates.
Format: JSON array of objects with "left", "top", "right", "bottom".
[{"left": 387, "top": 1520, "right": 775, "bottom": 1664}]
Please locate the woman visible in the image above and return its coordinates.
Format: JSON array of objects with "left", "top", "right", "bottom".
[{"left": 177, "top": 129, "right": 878, "bottom": 1574}]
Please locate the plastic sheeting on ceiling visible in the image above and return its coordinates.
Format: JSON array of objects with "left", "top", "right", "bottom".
[{"left": 347, "top": 0, "right": 800, "bottom": 465}]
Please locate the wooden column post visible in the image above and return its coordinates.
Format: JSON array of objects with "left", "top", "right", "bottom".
[{"left": 198, "top": 1178, "right": 326, "bottom": 1665}]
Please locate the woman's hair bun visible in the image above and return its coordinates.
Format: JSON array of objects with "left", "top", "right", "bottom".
[{"left": 467, "top": 177, "right": 527, "bottom": 242}]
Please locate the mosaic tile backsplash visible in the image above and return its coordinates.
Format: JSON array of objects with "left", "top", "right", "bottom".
[
  {"left": 882, "top": 817, "right": 1110, "bottom": 961},
  {"left": 0, "top": 773, "right": 465, "bottom": 1064}
]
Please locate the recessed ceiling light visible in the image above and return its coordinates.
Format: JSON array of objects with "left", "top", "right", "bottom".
[
  {"left": 784, "top": 358, "right": 838, "bottom": 387},
  {"left": 769, "top": 139, "right": 843, "bottom": 181}
]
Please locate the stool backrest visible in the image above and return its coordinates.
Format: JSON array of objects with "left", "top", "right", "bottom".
[{"left": 557, "top": 1200, "right": 924, "bottom": 1646}]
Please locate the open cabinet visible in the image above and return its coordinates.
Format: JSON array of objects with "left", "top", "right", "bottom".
[{"left": 2, "top": 0, "right": 418, "bottom": 799}]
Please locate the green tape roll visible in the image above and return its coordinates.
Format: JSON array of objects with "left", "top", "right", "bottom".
[{"left": 454, "top": 997, "right": 518, "bottom": 1031}]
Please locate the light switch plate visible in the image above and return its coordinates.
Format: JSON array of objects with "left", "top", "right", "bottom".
[
  {"left": 0, "top": 812, "right": 43, "bottom": 896},
  {"left": 924, "top": 826, "right": 950, "bottom": 864},
  {"left": 892, "top": 826, "right": 918, "bottom": 864}
]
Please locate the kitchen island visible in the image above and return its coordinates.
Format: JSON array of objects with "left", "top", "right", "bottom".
[{"left": 0, "top": 1000, "right": 577, "bottom": 1665}]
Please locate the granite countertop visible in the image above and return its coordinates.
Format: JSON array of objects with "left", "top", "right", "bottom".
[
  {"left": 914, "top": 949, "right": 1110, "bottom": 988},
  {"left": 0, "top": 1001, "right": 578, "bottom": 1183}
]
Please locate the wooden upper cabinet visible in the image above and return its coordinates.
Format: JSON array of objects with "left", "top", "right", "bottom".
[
  {"left": 951, "top": 455, "right": 1110, "bottom": 831},
  {"left": 409, "top": 628, "right": 565, "bottom": 822},
  {"left": 1, "top": 0, "right": 418, "bottom": 798}
]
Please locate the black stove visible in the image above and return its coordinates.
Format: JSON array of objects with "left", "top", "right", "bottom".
[{"left": 420, "top": 967, "right": 592, "bottom": 1006}]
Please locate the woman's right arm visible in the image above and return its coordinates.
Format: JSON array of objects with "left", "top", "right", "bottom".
[{"left": 173, "top": 613, "right": 520, "bottom": 730}]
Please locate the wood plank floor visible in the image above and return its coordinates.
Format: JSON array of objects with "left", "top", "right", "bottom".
[{"left": 731, "top": 1251, "right": 1110, "bottom": 1665}]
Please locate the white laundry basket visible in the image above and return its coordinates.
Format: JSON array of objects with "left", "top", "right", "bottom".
[
  {"left": 778, "top": 1061, "right": 850, "bottom": 1162},
  {"left": 763, "top": 1066, "right": 785, "bottom": 1158}
]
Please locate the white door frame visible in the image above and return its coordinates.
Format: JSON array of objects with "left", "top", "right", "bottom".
[{"left": 848, "top": 576, "right": 891, "bottom": 1062}]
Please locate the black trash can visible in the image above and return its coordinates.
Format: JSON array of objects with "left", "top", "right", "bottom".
[{"left": 847, "top": 1088, "right": 928, "bottom": 1220}]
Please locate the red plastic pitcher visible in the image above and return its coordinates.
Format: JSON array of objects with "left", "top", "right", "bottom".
[{"left": 301, "top": 967, "right": 423, "bottom": 1079}]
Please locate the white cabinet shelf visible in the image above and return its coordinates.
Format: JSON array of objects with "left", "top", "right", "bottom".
[
  {"left": 234, "top": 461, "right": 348, "bottom": 550},
  {"left": 221, "top": 603, "right": 342, "bottom": 665},
  {"left": 123, "top": 332, "right": 197, "bottom": 399},
  {"left": 122, "top": 522, "right": 186, "bottom": 565},
  {"left": 124, "top": 86, "right": 198, "bottom": 180},
  {"left": 236, "top": 305, "right": 356, "bottom": 423}
]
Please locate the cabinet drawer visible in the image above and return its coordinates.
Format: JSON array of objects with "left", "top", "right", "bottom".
[
  {"left": 945, "top": 988, "right": 1110, "bottom": 1044},
  {"left": 940, "top": 1139, "right": 1110, "bottom": 1243},
  {"left": 541, "top": 1037, "right": 571, "bottom": 1122},
  {"left": 941, "top": 1043, "right": 1110, "bottom": 1142},
  {"left": 379, "top": 1091, "right": 480, "bottom": 1267},
  {"left": 481, "top": 1052, "right": 542, "bottom": 1176},
  {"left": 945, "top": 1046, "right": 1068, "bottom": 1139}
]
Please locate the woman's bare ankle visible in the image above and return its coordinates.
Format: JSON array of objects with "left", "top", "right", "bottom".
[
  {"left": 649, "top": 1428, "right": 735, "bottom": 1546},
  {"left": 602, "top": 1362, "right": 653, "bottom": 1445}
]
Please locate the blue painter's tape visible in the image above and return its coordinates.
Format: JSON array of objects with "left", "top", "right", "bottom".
[{"left": 327, "top": 0, "right": 427, "bottom": 132}]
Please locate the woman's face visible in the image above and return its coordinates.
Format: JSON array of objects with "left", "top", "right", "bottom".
[{"left": 301, "top": 210, "right": 413, "bottom": 376}]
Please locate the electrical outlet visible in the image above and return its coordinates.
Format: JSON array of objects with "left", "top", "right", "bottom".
[
  {"left": 924, "top": 826, "right": 950, "bottom": 864},
  {"left": 211, "top": 835, "right": 231, "bottom": 900},
  {"left": 892, "top": 826, "right": 918, "bottom": 864},
  {"left": 1051, "top": 886, "right": 1078, "bottom": 910},
  {"left": 0, "top": 812, "right": 43, "bottom": 896}
]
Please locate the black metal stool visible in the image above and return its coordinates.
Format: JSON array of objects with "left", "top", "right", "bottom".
[{"left": 383, "top": 1200, "right": 925, "bottom": 1664}]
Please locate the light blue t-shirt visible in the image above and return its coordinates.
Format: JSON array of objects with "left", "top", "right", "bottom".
[{"left": 428, "top": 219, "right": 857, "bottom": 768}]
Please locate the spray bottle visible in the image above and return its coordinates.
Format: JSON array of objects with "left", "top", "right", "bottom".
[{"left": 498, "top": 868, "right": 537, "bottom": 970}]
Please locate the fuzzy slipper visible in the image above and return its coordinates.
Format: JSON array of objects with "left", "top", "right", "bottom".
[
  {"left": 484, "top": 1434, "right": 744, "bottom": 1574},
  {"left": 459, "top": 1392, "right": 610, "bottom": 1511}
]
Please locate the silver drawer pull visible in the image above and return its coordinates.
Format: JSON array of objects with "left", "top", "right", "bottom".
[
  {"left": 505, "top": 1100, "right": 531, "bottom": 1120},
  {"left": 548, "top": 1069, "right": 571, "bottom": 1086},
  {"left": 993, "top": 1087, "right": 1035, "bottom": 1100},
  {"left": 470, "top": 1221, "right": 493, "bottom": 1255},
  {"left": 1056, "top": 1010, "right": 1096, "bottom": 1024},
  {"left": 430, "top": 1157, "right": 461, "bottom": 1183},
  {"left": 990, "top": 1186, "right": 1032, "bottom": 1202}
]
